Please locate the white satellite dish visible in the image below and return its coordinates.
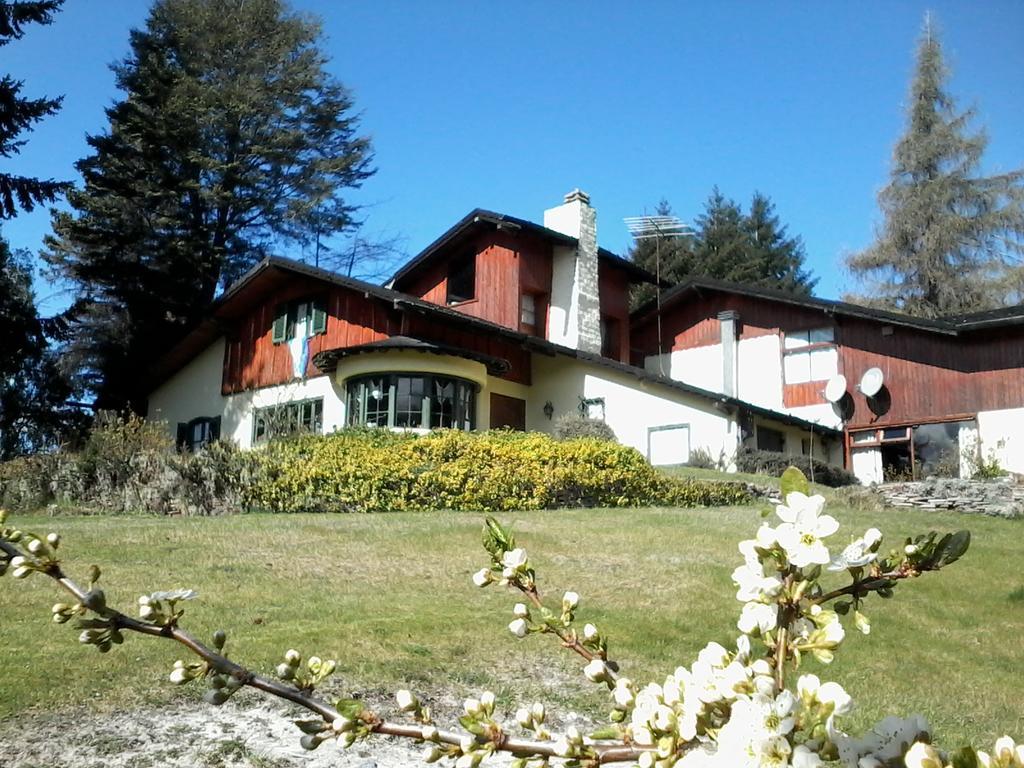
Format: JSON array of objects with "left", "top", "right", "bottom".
[
  {"left": 824, "top": 374, "right": 848, "bottom": 404},
  {"left": 859, "top": 367, "right": 885, "bottom": 398}
]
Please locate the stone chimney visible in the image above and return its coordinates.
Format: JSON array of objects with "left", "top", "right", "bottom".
[
  {"left": 543, "top": 190, "right": 602, "bottom": 354},
  {"left": 717, "top": 310, "right": 740, "bottom": 397}
]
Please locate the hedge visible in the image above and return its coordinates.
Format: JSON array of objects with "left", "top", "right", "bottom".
[
  {"left": 735, "top": 447, "right": 859, "bottom": 488},
  {"left": 246, "top": 428, "right": 752, "bottom": 513},
  {"left": 0, "top": 417, "right": 752, "bottom": 514}
]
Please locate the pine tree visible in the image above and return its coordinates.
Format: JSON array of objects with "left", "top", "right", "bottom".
[
  {"left": 845, "top": 18, "right": 1024, "bottom": 318},
  {"left": 43, "top": 0, "right": 374, "bottom": 410},
  {"left": 0, "top": 1, "right": 68, "bottom": 218},
  {"left": 741, "top": 192, "right": 817, "bottom": 295},
  {"left": 0, "top": 234, "right": 78, "bottom": 458}
]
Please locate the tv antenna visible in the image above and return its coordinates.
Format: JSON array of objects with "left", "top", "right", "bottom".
[{"left": 624, "top": 213, "right": 694, "bottom": 376}]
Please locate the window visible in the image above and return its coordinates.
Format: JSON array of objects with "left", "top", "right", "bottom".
[
  {"left": 346, "top": 374, "right": 476, "bottom": 430},
  {"left": 446, "top": 254, "right": 476, "bottom": 304},
  {"left": 579, "top": 397, "right": 606, "bottom": 421},
  {"left": 783, "top": 326, "right": 837, "bottom": 384},
  {"left": 176, "top": 416, "right": 221, "bottom": 452},
  {"left": 272, "top": 298, "right": 327, "bottom": 344},
  {"left": 756, "top": 426, "right": 785, "bottom": 453},
  {"left": 600, "top": 316, "right": 620, "bottom": 358},
  {"left": 520, "top": 294, "right": 536, "bottom": 328},
  {"left": 252, "top": 398, "right": 323, "bottom": 444}
]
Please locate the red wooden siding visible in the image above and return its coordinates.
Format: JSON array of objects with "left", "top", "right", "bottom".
[
  {"left": 631, "top": 287, "right": 1024, "bottom": 427},
  {"left": 839, "top": 320, "right": 1024, "bottom": 429},
  {"left": 222, "top": 278, "right": 533, "bottom": 393},
  {"left": 598, "top": 262, "right": 631, "bottom": 361}
]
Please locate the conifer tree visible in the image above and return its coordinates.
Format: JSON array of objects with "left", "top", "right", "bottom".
[
  {"left": 0, "top": 1, "right": 67, "bottom": 218},
  {"left": 44, "top": 0, "right": 374, "bottom": 411},
  {"left": 630, "top": 190, "right": 816, "bottom": 308},
  {"left": 845, "top": 18, "right": 1024, "bottom": 318}
]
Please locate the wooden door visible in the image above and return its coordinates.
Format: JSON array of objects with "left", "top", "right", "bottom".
[{"left": 490, "top": 393, "right": 526, "bottom": 431}]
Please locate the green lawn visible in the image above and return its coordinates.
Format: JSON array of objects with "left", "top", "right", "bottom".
[{"left": 1, "top": 503, "right": 1022, "bottom": 749}]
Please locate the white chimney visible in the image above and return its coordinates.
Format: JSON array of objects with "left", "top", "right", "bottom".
[{"left": 544, "top": 190, "right": 602, "bottom": 354}]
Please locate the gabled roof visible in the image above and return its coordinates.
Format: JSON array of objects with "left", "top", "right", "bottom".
[
  {"left": 388, "top": 208, "right": 658, "bottom": 289},
  {"left": 631, "top": 276, "right": 1024, "bottom": 336},
  {"left": 149, "top": 255, "right": 837, "bottom": 436}
]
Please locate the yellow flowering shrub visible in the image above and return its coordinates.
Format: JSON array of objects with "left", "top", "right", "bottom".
[{"left": 245, "top": 429, "right": 751, "bottom": 513}]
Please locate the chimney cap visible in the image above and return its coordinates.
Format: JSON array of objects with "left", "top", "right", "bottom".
[{"left": 564, "top": 188, "right": 591, "bottom": 205}]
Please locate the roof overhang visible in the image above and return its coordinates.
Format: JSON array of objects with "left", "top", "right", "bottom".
[{"left": 313, "top": 335, "right": 510, "bottom": 376}]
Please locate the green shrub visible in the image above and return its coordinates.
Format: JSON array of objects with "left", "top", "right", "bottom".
[
  {"left": 553, "top": 414, "right": 617, "bottom": 442},
  {"left": 735, "top": 447, "right": 858, "bottom": 488},
  {"left": 246, "top": 429, "right": 752, "bottom": 513},
  {"left": 0, "top": 413, "right": 255, "bottom": 515}
]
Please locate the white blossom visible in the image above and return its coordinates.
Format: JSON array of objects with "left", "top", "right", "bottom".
[
  {"left": 472, "top": 569, "right": 491, "bottom": 588},
  {"left": 828, "top": 536, "right": 879, "bottom": 571},
  {"left": 738, "top": 601, "right": 778, "bottom": 635},
  {"left": 512, "top": 602, "right": 529, "bottom": 618},
  {"left": 584, "top": 659, "right": 609, "bottom": 682},
  {"left": 501, "top": 548, "right": 528, "bottom": 571},
  {"left": 562, "top": 591, "right": 580, "bottom": 609},
  {"left": 396, "top": 690, "right": 418, "bottom": 712},
  {"left": 508, "top": 618, "right": 528, "bottom": 638},
  {"left": 904, "top": 742, "right": 943, "bottom": 768},
  {"left": 583, "top": 623, "right": 599, "bottom": 641}
]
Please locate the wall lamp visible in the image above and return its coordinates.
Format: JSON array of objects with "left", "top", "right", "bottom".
[{"left": 543, "top": 401, "right": 554, "bottom": 420}]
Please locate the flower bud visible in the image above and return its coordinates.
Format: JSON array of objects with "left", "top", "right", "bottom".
[
  {"left": 639, "top": 751, "right": 655, "bottom": 768},
  {"left": 169, "top": 666, "right": 190, "bottom": 684},
  {"left": 472, "top": 569, "right": 492, "bottom": 588},
  {"left": 28, "top": 539, "right": 43, "bottom": 554},
  {"left": 583, "top": 623, "right": 599, "bottom": 641},
  {"left": 10, "top": 555, "right": 25, "bottom": 568},
  {"left": 212, "top": 630, "right": 227, "bottom": 649},
  {"left": 904, "top": 741, "right": 942, "bottom": 768},
  {"left": 423, "top": 746, "right": 444, "bottom": 763},
  {"left": 863, "top": 528, "right": 882, "bottom": 549},
  {"left": 584, "top": 659, "right": 608, "bottom": 683},
  {"left": 553, "top": 737, "right": 573, "bottom": 757},
  {"left": 396, "top": 689, "right": 419, "bottom": 712},
  {"left": 284, "top": 649, "right": 301, "bottom": 665},
  {"left": 508, "top": 618, "right": 528, "bottom": 638},
  {"left": 342, "top": 731, "right": 358, "bottom": 748},
  {"left": 501, "top": 548, "right": 528, "bottom": 571},
  {"left": 46, "top": 532, "right": 60, "bottom": 547},
  {"left": 513, "top": 602, "right": 530, "bottom": 619},
  {"left": 531, "top": 702, "right": 545, "bottom": 723},
  {"left": 276, "top": 663, "right": 294, "bottom": 680},
  {"left": 421, "top": 725, "right": 439, "bottom": 742},
  {"left": 459, "top": 734, "right": 475, "bottom": 753},
  {"left": 480, "top": 691, "right": 495, "bottom": 712},
  {"left": 613, "top": 679, "right": 635, "bottom": 708},
  {"left": 905, "top": 544, "right": 918, "bottom": 555},
  {"left": 562, "top": 591, "right": 580, "bottom": 610},
  {"left": 463, "top": 697, "right": 482, "bottom": 716},
  {"left": 516, "top": 707, "right": 532, "bottom": 729},
  {"left": 333, "top": 716, "right": 353, "bottom": 733}
]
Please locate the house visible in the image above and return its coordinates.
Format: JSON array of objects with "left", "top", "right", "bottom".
[
  {"left": 147, "top": 191, "right": 838, "bottom": 467},
  {"left": 630, "top": 278, "right": 1024, "bottom": 482},
  {"left": 147, "top": 189, "right": 1024, "bottom": 483}
]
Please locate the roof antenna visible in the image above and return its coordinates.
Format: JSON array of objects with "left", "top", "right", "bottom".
[{"left": 624, "top": 213, "right": 694, "bottom": 376}]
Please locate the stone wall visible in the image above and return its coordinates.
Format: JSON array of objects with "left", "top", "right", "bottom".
[{"left": 877, "top": 478, "right": 1024, "bottom": 519}]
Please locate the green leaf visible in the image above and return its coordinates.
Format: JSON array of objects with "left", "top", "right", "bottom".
[
  {"left": 940, "top": 530, "right": 971, "bottom": 566},
  {"left": 294, "top": 719, "right": 327, "bottom": 735},
  {"left": 780, "top": 467, "right": 810, "bottom": 500},
  {"left": 834, "top": 599, "right": 852, "bottom": 615},
  {"left": 334, "top": 698, "right": 364, "bottom": 719},
  {"left": 589, "top": 727, "right": 620, "bottom": 740},
  {"left": 459, "top": 715, "right": 485, "bottom": 736}
]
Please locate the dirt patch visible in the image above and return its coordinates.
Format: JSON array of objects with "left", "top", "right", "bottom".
[{"left": 1, "top": 691, "right": 595, "bottom": 768}]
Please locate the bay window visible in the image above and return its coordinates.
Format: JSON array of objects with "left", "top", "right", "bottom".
[{"left": 346, "top": 373, "right": 476, "bottom": 430}]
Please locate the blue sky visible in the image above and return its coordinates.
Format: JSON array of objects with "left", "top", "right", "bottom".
[{"left": 4, "top": 0, "right": 1023, "bottom": 313}]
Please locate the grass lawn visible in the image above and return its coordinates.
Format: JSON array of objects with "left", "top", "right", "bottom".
[{"left": 1, "top": 501, "right": 1022, "bottom": 749}]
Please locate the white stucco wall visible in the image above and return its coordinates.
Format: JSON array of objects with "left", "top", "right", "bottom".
[
  {"left": 851, "top": 447, "right": 883, "bottom": 485},
  {"left": 148, "top": 339, "right": 228, "bottom": 435},
  {"left": 548, "top": 244, "right": 579, "bottom": 348},
  {"left": 529, "top": 355, "right": 737, "bottom": 464},
  {"left": 147, "top": 337, "right": 347, "bottom": 448},
  {"left": 737, "top": 335, "right": 784, "bottom": 410},
  {"left": 976, "top": 407, "right": 1024, "bottom": 474},
  {"left": 664, "top": 346, "right": 723, "bottom": 393}
]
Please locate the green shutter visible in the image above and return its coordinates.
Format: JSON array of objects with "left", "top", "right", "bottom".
[
  {"left": 271, "top": 304, "right": 288, "bottom": 344},
  {"left": 311, "top": 299, "right": 327, "bottom": 335}
]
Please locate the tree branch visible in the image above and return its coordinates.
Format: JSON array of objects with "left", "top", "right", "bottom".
[{"left": 0, "top": 537, "right": 646, "bottom": 763}]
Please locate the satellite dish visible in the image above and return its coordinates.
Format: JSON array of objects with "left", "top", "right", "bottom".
[
  {"left": 859, "top": 367, "right": 885, "bottom": 398},
  {"left": 824, "top": 374, "right": 848, "bottom": 404}
]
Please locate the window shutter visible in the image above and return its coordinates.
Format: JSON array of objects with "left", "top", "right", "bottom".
[
  {"left": 311, "top": 300, "right": 327, "bottom": 335},
  {"left": 271, "top": 304, "right": 289, "bottom": 344},
  {"left": 176, "top": 423, "right": 188, "bottom": 450},
  {"left": 210, "top": 416, "right": 222, "bottom": 441}
]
